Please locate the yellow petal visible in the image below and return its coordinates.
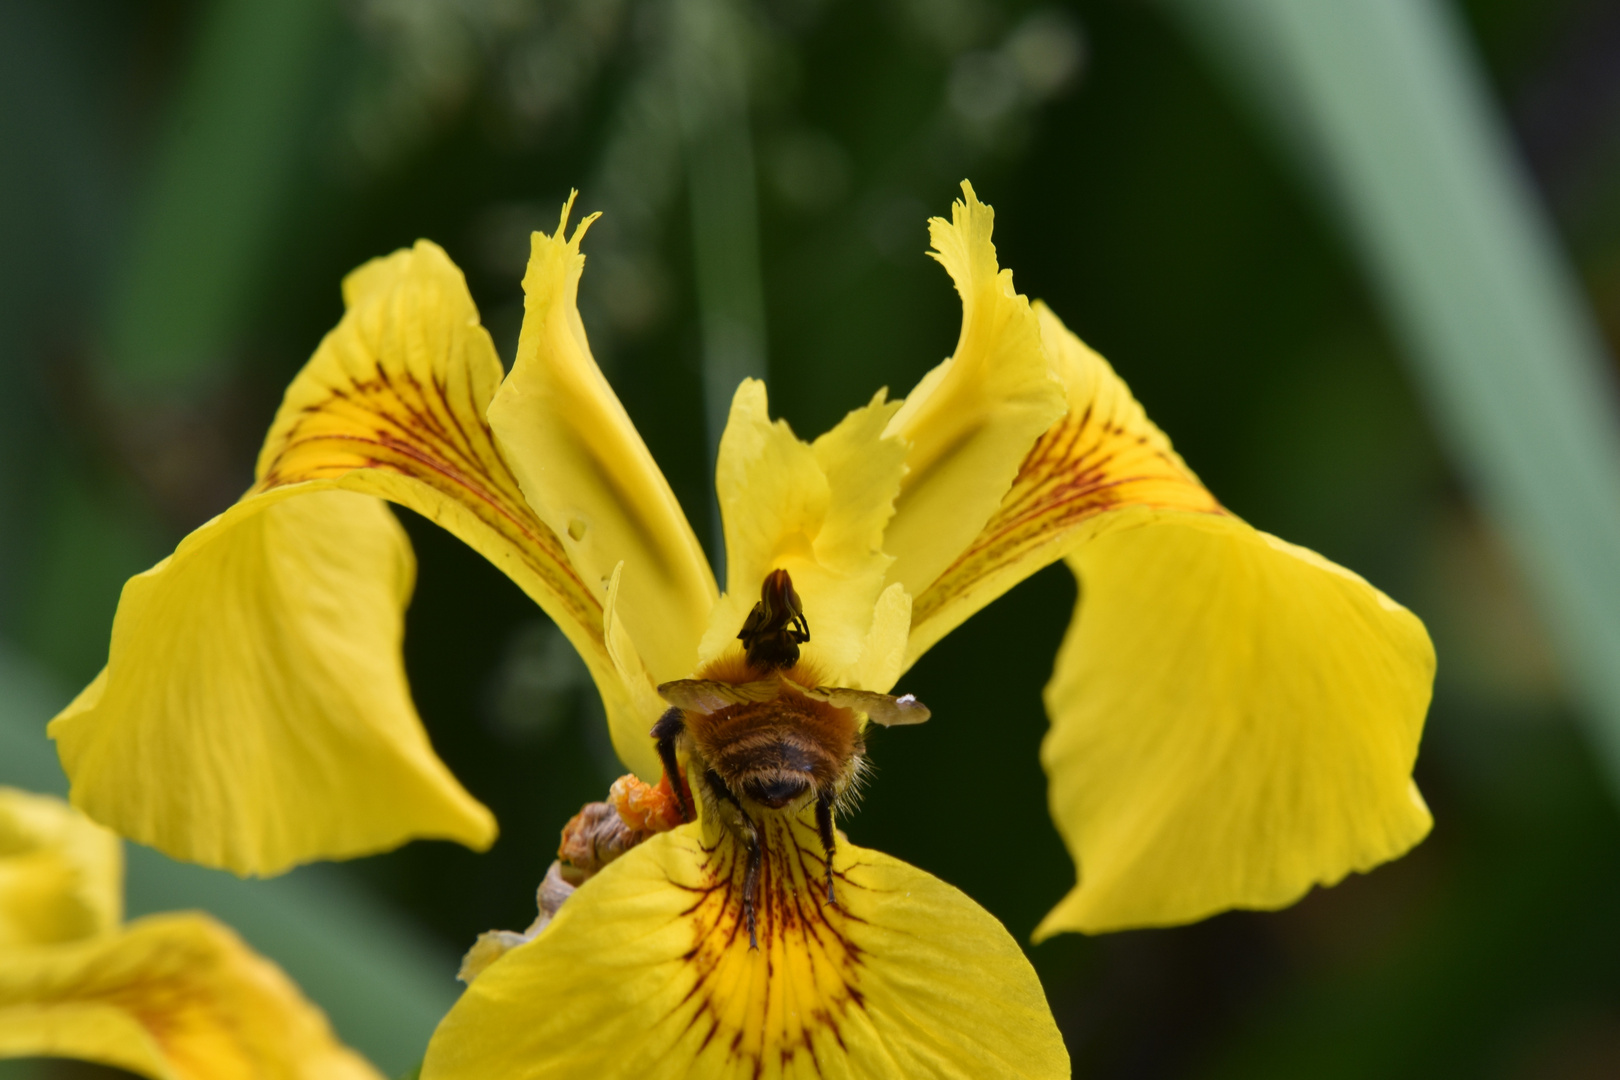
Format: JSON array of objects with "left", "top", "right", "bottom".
[
  {"left": 604, "top": 563, "right": 671, "bottom": 778},
  {"left": 422, "top": 815, "right": 1068, "bottom": 1079},
  {"left": 51, "top": 239, "right": 650, "bottom": 874},
  {"left": 259, "top": 239, "right": 614, "bottom": 687},
  {"left": 1035, "top": 512, "right": 1435, "bottom": 936},
  {"left": 0, "top": 788, "right": 121, "bottom": 947},
  {"left": 703, "top": 382, "right": 908, "bottom": 686},
  {"left": 851, "top": 582, "right": 911, "bottom": 695},
  {"left": 490, "top": 199, "right": 716, "bottom": 686},
  {"left": 50, "top": 489, "right": 494, "bottom": 876},
  {"left": 0, "top": 911, "right": 381, "bottom": 1080},
  {"left": 882, "top": 182, "right": 1069, "bottom": 607},
  {"left": 906, "top": 301, "right": 1224, "bottom": 664}
]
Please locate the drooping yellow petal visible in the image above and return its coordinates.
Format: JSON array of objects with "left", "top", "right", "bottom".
[
  {"left": 51, "top": 490, "right": 494, "bottom": 876},
  {"left": 0, "top": 788, "right": 121, "bottom": 947},
  {"left": 703, "top": 383, "right": 908, "bottom": 687},
  {"left": 881, "top": 183, "right": 1069, "bottom": 606},
  {"left": 422, "top": 815, "right": 1067, "bottom": 1079},
  {"left": 51, "top": 240, "right": 646, "bottom": 873},
  {"left": 887, "top": 276, "right": 1434, "bottom": 930},
  {"left": 490, "top": 198, "right": 717, "bottom": 686},
  {"left": 1035, "top": 512, "right": 1435, "bottom": 936},
  {"left": 0, "top": 912, "right": 380, "bottom": 1080},
  {"left": 906, "top": 301, "right": 1223, "bottom": 664}
]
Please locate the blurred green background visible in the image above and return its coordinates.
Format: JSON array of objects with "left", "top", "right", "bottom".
[{"left": 7, "top": 0, "right": 1620, "bottom": 1076}]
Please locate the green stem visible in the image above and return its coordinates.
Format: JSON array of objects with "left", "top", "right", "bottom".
[
  {"left": 105, "top": 0, "right": 338, "bottom": 391},
  {"left": 672, "top": 0, "right": 768, "bottom": 576}
]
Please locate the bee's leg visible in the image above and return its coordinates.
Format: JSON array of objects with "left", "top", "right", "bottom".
[
  {"left": 815, "top": 788, "right": 836, "bottom": 904},
  {"left": 741, "top": 828, "right": 763, "bottom": 950},
  {"left": 650, "top": 708, "right": 693, "bottom": 822},
  {"left": 707, "top": 770, "right": 763, "bottom": 950}
]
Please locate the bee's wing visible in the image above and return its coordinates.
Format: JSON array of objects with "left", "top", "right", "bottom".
[
  {"left": 656, "top": 678, "right": 780, "bottom": 713},
  {"left": 805, "top": 686, "right": 931, "bottom": 727}
]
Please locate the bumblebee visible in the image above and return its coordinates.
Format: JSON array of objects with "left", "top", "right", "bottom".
[{"left": 652, "top": 569, "right": 929, "bottom": 946}]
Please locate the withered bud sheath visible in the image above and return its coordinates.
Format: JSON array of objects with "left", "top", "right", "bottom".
[
  {"left": 556, "top": 803, "right": 641, "bottom": 885},
  {"left": 458, "top": 775, "right": 684, "bottom": 983},
  {"left": 556, "top": 774, "right": 685, "bottom": 885},
  {"left": 737, "top": 568, "right": 811, "bottom": 670}
]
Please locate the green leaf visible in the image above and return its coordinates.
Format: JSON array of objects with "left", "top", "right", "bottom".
[{"left": 1166, "top": 0, "right": 1620, "bottom": 789}]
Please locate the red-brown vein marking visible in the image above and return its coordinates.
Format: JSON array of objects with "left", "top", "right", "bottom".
[
  {"left": 912, "top": 393, "right": 1225, "bottom": 629},
  {"left": 255, "top": 359, "right": 602, "bottom": 638},
  {"left": 660, "top": 815, "right": 868, "bottom": 1079}
]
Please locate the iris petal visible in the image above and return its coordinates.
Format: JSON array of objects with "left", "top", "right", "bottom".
[
  {"left": 1036, "top": 513, "right": 1434, "bottom": 935},
  {"left": 490, "top": 199, "right": 717, "bottom": 686},
  {"left": 0, "top": 787, "right": 121, "bottom": 947},
  {"left": 890, "top": 291, "right": 1434, "bottom": 932},
  {"left": 704, "top": 382, "right": 908, "bottom": 686},
  {"left": 258, "top": 240, "right": 613, "bottom": 683},
  {"left": 50, "top": 490, "right": 495, "bottom": 876},
  {"left": 604, "top": 563, "right": 674, "bottom": 777},
  {"left": 906, "top": 302, "right": 1221, "bottom": 664},
  {"left": 423, "top": 816, "right": 1067, "bottom": 1080},
  {"left": 0, "top": 912, "right": 380, "bottom": 1079},
  {"left": 50, "top": 241, "right": 627, "bottom": 872},
  {"left": 882, "top": 182, "right": 1069, "bottom": 607}
]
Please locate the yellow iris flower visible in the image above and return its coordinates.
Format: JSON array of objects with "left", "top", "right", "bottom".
[
  {"left": 48, "top": 183, "right": 1433, "bottom": 1078},
  {"left": 0, "top": 786, "right": 377, "bottom": 1078}
]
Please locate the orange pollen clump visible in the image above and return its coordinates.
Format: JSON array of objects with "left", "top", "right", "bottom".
[{"left": 609, "top": 772, "right": 685, "bottom": 833}]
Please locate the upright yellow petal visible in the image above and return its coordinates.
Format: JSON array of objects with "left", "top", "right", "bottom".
[
  {"left": 0, "top": 912, "right": 380, "bottom": 1080},
  {"left": 850, "top": 582, "right": 911, "bottom": 695},
  {"left": 422, "top": 816, "right": 1067, "bottom": 1079},
  {"left": 1035, "top": 513, "right": 1435, "bottom": 936},
  {"left": 260, "top": 240, "right": 611, "bottom": 675},
  {"left": 0, "top": 789, "right": 121, "bottom": 947},
  {"left": 906, "top": 303, "right": 1222, "bottom": 664},
  {"left": 490, "top": 198, "right": 716, "bottom": 685},
  {"left": 51, "top": 240, "right": 641, "bottom": 874},
  {"left": 881, "top": 183, "right": 1069, "bottom": 605},
  {"left": 604, "top": 563, "right": 672, "bottom": 778},
  {"left": 51, "top": 490, "right": 494, "bottom": 876},
  {"left": 703, "top": 382, "right": 908, "bottom": 686}
]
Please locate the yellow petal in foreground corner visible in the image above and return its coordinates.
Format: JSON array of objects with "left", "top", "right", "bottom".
[
  {"left": 0, "top": 787, "right": 121, "bottom": 947},
  {"left": 424, "top": 816, "right": 1068, "bottom": 1080},
  {"left": 0, "top": 913, "right": 379, "bottom": 1080},
  {"left": 0, "top": 787, "right": 381, "bottom": 1080},
  {"left": 1037, "top": 514, "right": 1435, "bottom": 936}
]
